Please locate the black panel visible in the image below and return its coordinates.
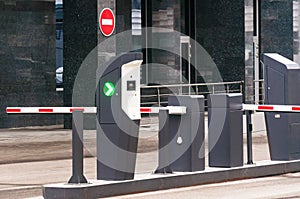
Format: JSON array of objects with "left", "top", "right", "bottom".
[
  {"left": 260, "top": 0, "right": 293, "bottom": 61},
  {"left": 63, "top": 0, "right": 97, "bottom": 128},
  {"left": 195, "top": 0, "right": 245, "bottom": 83},
  {"left": 99, "top": 68, "right": 120, "bottom": 124}
]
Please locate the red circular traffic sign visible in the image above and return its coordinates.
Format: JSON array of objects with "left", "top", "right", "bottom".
[{"left": 99, "top": 8, "right": 115, "bottom": 37}]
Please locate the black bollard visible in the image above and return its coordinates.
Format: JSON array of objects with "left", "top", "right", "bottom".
[
  {"left": 246, "top": 110, "right": 254, "bottom": 165},
  {"left": 68, "top": 110, "right": 88, "bottom": 184}
]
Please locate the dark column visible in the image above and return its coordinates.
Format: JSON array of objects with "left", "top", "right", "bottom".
[
  {"left": 260, "top": 0, "right": 293, "bottom": 61},
  {"left": 63, "top": 0, "right": 97, "bottom": 128},
  {"left": 195, "top": 0, "right": 245, "bottom": 84},
  {"left": 68, "top": 110, "right": 88, "bottom": 184}
]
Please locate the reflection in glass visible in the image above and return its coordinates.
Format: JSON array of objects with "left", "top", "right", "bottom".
[
  {"left": 149, "top": 0, "right": 186, "bottom": 85},
  {"left": 245, "top": 0, "right": 254, "bottom": 103},
  {"left": 294, "top": 1, "right": 300, "bottom": 63}
]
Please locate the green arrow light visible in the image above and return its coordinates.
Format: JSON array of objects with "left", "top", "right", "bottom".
[{"left": 103, "top": 82, "right": 115, "bottom": 97}]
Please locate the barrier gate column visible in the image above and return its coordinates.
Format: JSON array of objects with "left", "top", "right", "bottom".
[
  {"left": 264, "top": 53, "right": 300, "bottom": 160},
  {"left": 168, "top": 95, "right": 205, "bottom": 172},
  {"left": 208, "top": 93, "right": 243, "bottom": 168},
  {"left": 97, "top": 53, "right": 143, "bottom": 181}
]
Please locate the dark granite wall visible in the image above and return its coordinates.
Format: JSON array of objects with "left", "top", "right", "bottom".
[
  {"left": 260, "top": 0, "right": 293, "bottom": 60},
  {"left": 63, "top": 0, "right": 98, "bottom": 128},
  {"left": 195, "top": 0, "right": 245, "bottom": 83},
  {"left": 116, "top": 0, "right": 132, "bottom": 54},
  {"left": 0, "top": 0, "right": 63, "bottom": 128}
]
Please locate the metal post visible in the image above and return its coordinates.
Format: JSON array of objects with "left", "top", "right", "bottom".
[
  {"left": 246, "top": 110, "right": 254, "bottom": 165},
  {"left": 157, "top": 88, "right": 161, "bottom": 106},
  {"left": 155, "top": 109, "right": 172, "bottom": 174},
  {"left": 68, "top": 110, "right": 88, "bottom": 184},
  {"left": 254, "top": 0, "right": 260, "bottom": 105}
]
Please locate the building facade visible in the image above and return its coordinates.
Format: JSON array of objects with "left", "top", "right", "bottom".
[{"left": 0, "top": 0, "right": 299, "bottom": 128}]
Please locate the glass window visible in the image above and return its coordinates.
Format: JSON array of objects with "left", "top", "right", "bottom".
[
  {"left": 245, "top": 0, "right": 254, "bottom": 103},
  {"left": 146, "top": 0, "right": 188, "bottom": 85},
  {"left": 55, "top": 0, "right": 63, "bottom": 89},
  {"left": 294, "top": 0, "right": 300, "bottom": 63}
]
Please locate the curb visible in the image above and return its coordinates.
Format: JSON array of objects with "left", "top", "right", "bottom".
[{"left": 43, "top": 160, "right": 300, "bottom": 199}]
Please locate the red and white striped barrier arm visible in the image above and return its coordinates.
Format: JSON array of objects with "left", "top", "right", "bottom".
[
  {"left": 6, "top": 107, "right": 97, "bottom": 114},
  {"left": 8, "top": 105, "right": 300, "bottom": 114},
  {"left": 6, "top": 106, "right": 186, "bottom": 115},
  {"left": 243, "top": 104, "right": 300, "bottom": 112},
  {"left": 140, "top": 106, "right": 186, "bottom": 115}
]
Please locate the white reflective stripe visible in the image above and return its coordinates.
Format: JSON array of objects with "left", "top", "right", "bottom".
[
  {"left": 83, "top": 107, "right": 97, "bottom": 114},
  {"left": 243, "top": 104, "right": 260, "bottom": 111},
  {"left": 272, "top": 105, "right": 289, "bottom": 112},
  {"left": 102, "top": 19, "right": 113, "bottom": 25},
  {"left": 167, "top": 106, "right": 187, "bottom": 115},
  {"left": 139, "top": 106, "right": 186, "bottom": 115}
]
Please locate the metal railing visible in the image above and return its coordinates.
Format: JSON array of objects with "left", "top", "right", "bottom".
[{"left": 141, "top": 81, "right": 244, "bottom": 107}]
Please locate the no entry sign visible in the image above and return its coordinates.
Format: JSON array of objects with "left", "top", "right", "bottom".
[{"left": 99, "top": 8, "right": 115, "bottom": 37}]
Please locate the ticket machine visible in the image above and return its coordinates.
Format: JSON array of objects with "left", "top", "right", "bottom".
[{"left": 97, "top": 53, "right": 143, "bottom": 180}]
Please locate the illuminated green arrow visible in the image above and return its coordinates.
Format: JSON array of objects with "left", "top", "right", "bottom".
[{"left": 103, "top": 82, "right": 115, "bottom": 97}]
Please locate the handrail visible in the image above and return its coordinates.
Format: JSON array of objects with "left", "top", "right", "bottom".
[
  {"left": 141, "top": 81, "right": 244, "bottom": 106},
  {"left": 141, "top": 81, "right": 244, "bottom": 89}
]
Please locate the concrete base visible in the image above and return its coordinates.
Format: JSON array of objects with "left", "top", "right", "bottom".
[{"left": 43, "top": 160, "right": 300, "bottom": 199}]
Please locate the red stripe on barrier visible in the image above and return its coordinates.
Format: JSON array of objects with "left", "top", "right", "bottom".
[
  {"left": 140, "top": 108, "right": 152, "bottom": 113},
  {"left": 70, "top": 108, "right": 85, "bottom": 112},
  {"left": 6, "top": 109, "right": 21, "bottom": 113},
  {"left": 258, "top": 106, "right": 274, "bottom": 110},
  {"left": 292, "top": 107, "right": 300, "bottom": 111},
  {"left": 39, "top": 109, "right": 53, "bottom": 113}
]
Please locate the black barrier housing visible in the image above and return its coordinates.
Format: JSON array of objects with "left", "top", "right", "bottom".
[
  {"left": 169, "top": 96, "right": 205, "bottom": 172},
  {"left": 156, "top": 95, "right": 205, "bottom": 173},
  {"left": 208, "top": 93, "right": 243, "bottom": 168},
  {"left": 264, "top": 53, "right": 300, "bottom": 161},
  {"left": 97, "top": 53, "right": 142, "bottom": 181}
]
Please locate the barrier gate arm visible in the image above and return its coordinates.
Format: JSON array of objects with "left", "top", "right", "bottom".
[
  {"left": 6, "top": 107, "right": 97, "bottom": 114},
  {"left": 243, "top": 104, "right": 300, "bottom": 112},
  {"left": 8, "top": 104, "right": 300, "bottom": 114},
  {"left": 6, "top": 106, "right": 187, "bottom": 115}
]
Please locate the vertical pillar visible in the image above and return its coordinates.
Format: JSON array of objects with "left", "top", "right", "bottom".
[
  {"left": 246, "top": 110, "right": 254, "bottom": 165},
  {"left": 208, "top": 93, "right": 243, "bottom": 168},
  {"left": 168, "top": 95, "right": 205, "bottom": 172},
  {"left": 63, "top": 0, "right": 97, "bottom": 129},
  {"left": 155, "top": 109, "right": 172, "bottom": 174},
  {"left": 68, "top": 110, "right": 88, "bottom": 184},
  {"left": 156, "top": 96, "right": 205, "bottom": 173}
]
